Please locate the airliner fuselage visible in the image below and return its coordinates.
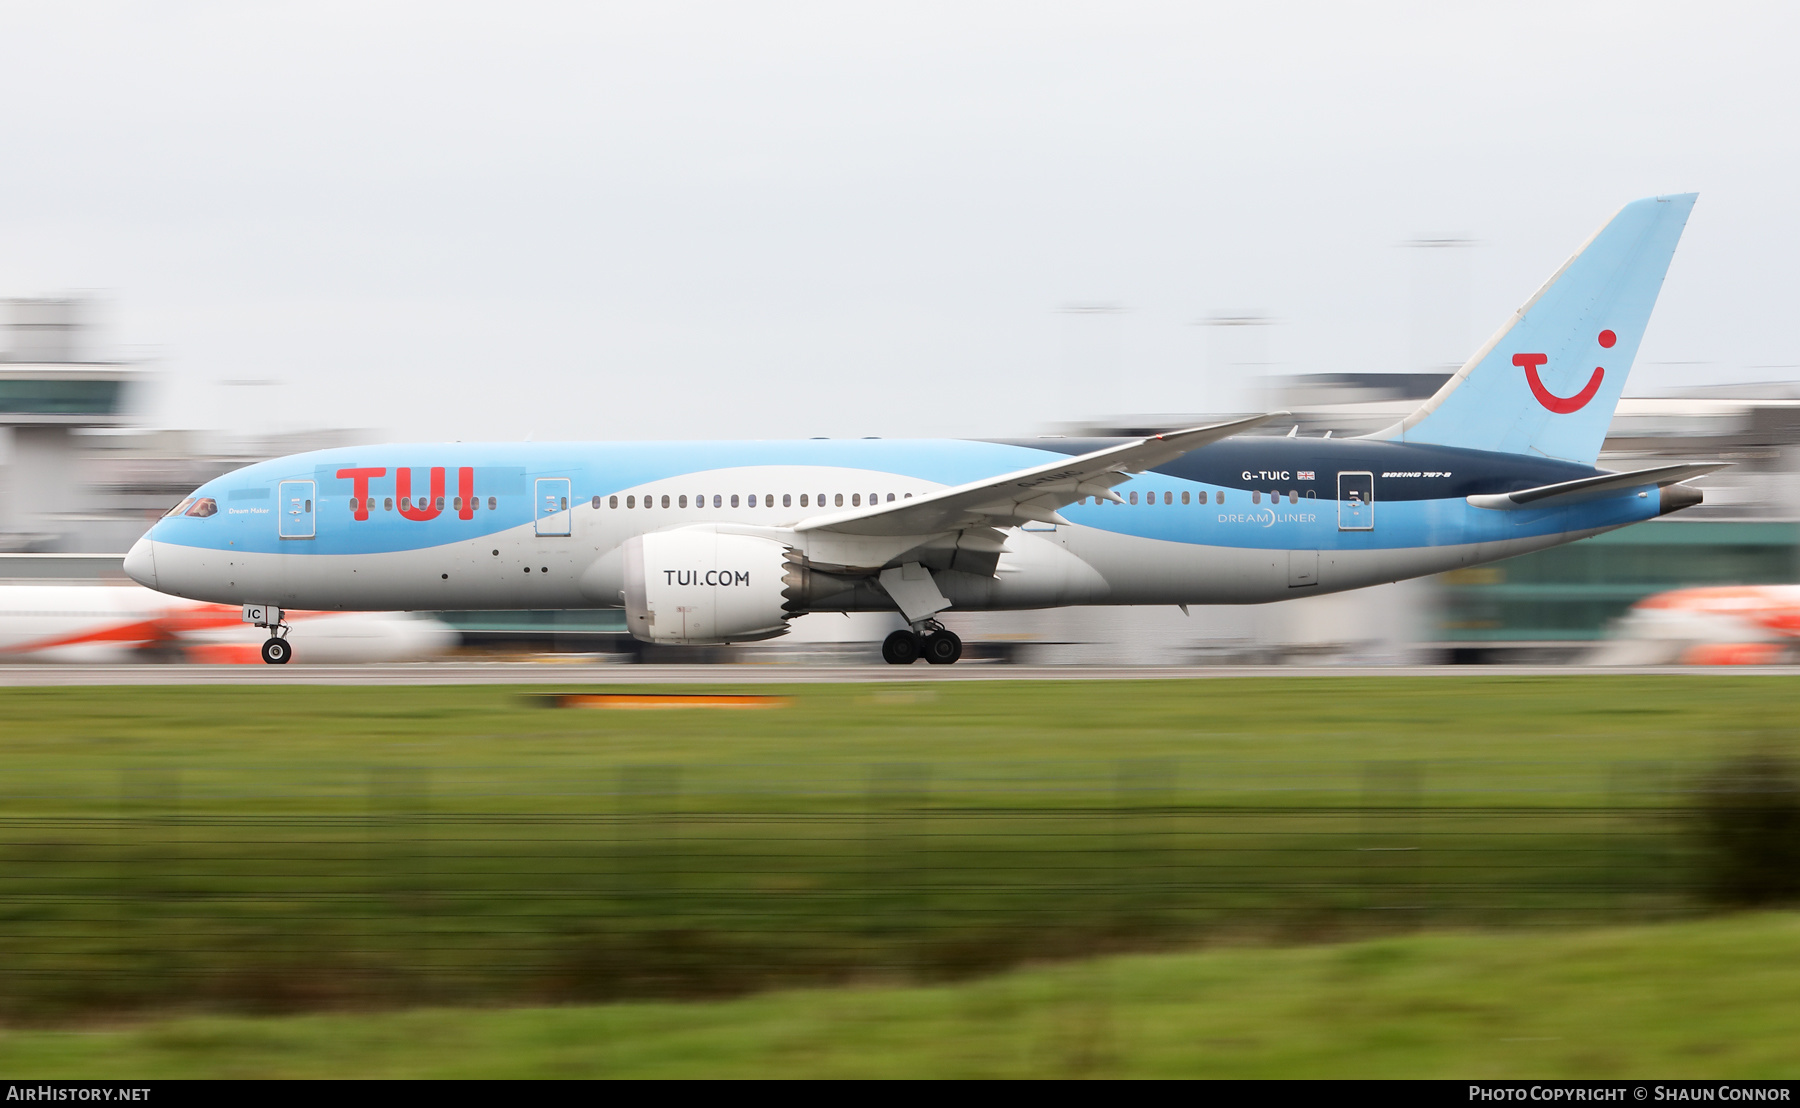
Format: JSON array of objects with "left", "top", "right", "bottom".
[{"left": 125, "top": 435, "right": 1678, "bottom": 614}]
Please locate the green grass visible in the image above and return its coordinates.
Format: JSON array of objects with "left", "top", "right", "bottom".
[
  {"left": 0, "top": 676, "right": 1794, "bottom": 1019},
  {"left": 2, "top": 676, "right": 1793, "bottom": 794},
  {"left": 2, "top": 910, "right": 1798, "bottom": 1078}
]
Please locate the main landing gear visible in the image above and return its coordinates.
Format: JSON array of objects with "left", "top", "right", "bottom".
[
  {"left": 260, "top": 635, "right": 292, "bottom": 665},
  {"left": 882, "top": 621, "right": 963, "bottom": 666}
]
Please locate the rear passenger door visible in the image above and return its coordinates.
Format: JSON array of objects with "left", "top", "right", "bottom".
[{"left": 1337, "top": 471, "right": 1374, "bottom": 531}]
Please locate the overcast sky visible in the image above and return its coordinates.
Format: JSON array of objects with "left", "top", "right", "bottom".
[{"left": 0, "top": 1, "right": 1794, "bottom": 443}]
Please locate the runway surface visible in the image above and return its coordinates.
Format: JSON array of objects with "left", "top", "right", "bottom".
[{"left": 0, "top": 662, "right": 1795, "bottom": 685}]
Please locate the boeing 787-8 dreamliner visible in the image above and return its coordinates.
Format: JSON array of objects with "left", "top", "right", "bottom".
[{"left": 125, "top": 194, "right": 1717, "bottom": 665}]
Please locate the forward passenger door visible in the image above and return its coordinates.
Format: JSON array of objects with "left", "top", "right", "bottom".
[
  {"left": 278, "top": 480, "right": 315, "bottom": 539},
  {"left": 535, "top": 478, "right": 572, "bottom": 536}
]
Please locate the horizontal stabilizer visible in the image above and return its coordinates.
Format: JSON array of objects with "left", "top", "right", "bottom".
[{"left": 1465, "top": 462, "right": 1728, "bottom": 511}]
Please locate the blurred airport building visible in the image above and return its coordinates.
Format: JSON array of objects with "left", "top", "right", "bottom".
[{"left": 2, "top": 294, "right": 1797, "bottom": 663}]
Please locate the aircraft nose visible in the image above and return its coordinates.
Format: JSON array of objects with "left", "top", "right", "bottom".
[{"left": 123, "top": 537, "right": 157, "bottom": 589}]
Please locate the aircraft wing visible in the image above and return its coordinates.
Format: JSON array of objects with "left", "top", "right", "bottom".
[
  {"left": 1465, "top": 462, "right": 1728, "bottom": 511},
  {"left": 796, "top": 412, "right": 1288, "bottom": 537}
]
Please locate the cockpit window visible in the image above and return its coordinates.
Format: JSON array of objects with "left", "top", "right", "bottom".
[
  {"left": 184, "top": 497, "right": 218, "bottom": 518},
  {"left": 165, "top": 498, "right": 196, "bottom": 518}
]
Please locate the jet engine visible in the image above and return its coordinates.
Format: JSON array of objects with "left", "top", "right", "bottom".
[{"left": 622, "top": 530, "right": 795, "bottom": 644}]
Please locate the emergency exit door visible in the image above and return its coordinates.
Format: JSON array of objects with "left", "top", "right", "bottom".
[
  {"left": 535, "top": 478, "right": 572, "bottom": 536},
  {"left": 1337, "top": 471, "right": 1374, "bottom": 531},
  {"left": 278, "top": 480, "right": 315, "bottom": 539}
]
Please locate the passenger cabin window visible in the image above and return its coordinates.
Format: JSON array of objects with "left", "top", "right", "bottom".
[
  {"left": 401, "top": 497, "right": 412, "bottom": 510},
  {"left": 1198, "top": 490, "right": 1208, "bottom": 505},
  {"left": 833, "top": 493, "right": 842, "bottom": 507},
  {"left": 1252, "top": 491, "right": 1261, "bottom": 504},
  {"left": 679, "top": 495, "right": 688, "bottom": 508},
  {"left": 851, "top": 493, "right": 861, "bottom": 507},
  {"left": 1164, "top": 492, "right": 1173, "bottom": 505},
  {"left": 887, "top": 493, "right": 895, "bottom": 502},
  {"left": 730, "top": 494, "right": 739, "bottom": 508},
  {"left": 488, "top": 497, "right": 497, "bottom": 510},
  {"left": 609, "top": 496, "right": 618, "bottom": 509},
  {"left": 661, "top": 495, "right": 670, "bottom": 508},
  {"left": 592, "top": 496, "right": 601, "bottom": 509},
  {"left": 748, "top": 494, "right": 757, "bottom": 507},
  {"left": 800, "top": 494, "right": 809, "bottom": 507},
  {"left": 765, "top": 493, "right": 774, "bottom": 506},
  {"left": 185, "top": 498, "right": 218, "bottom": 518},
  {"left": 436, "top": 497, "right": 445, "bottom": 510},
  {"left": 384, "top": 497, "right": 394, "bottom": 511},
  {"left": 783, "top": 493, "right": 792, "bottom": 507},
  {"left": 1129, "top": 491, "right": 1138, "bottom": 505},
  {"left": 1181, "top": 491, "right": 1190, "bottom": 505},
  {"left": 627, "top": 496, "right": 636, "bottom": 508}
]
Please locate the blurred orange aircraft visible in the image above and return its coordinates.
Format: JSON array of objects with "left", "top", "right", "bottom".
[
  {"left": 1590, "top": 585, "right": 1800, "bottom": 665},
  {"left": 0, "top": 585, "right": 456, "bottom": 664}
]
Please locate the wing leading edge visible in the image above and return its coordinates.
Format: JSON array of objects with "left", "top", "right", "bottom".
[{"left": 795, "top": 412, "right": 1289, "bottom": 538}]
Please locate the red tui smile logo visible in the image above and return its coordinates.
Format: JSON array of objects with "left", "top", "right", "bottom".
[{"left": 1513, "top": 331, "right": 1614, "bottom": 414}]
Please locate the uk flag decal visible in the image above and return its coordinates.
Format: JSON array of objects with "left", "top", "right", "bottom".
[{"left": 1298, "top": 470, "right": 1315, "bottom": 481}]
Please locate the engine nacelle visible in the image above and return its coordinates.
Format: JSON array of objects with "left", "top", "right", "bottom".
[{"left": 622, "top": 529, "right": 794, "bottom": 645}]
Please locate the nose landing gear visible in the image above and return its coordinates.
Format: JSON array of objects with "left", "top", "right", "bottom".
[
  {"left": 243, "top": 603, "right": 293, "bottom": 665},
  {"left": 881, "top": 621, "right": 962, "bottom": 666}
]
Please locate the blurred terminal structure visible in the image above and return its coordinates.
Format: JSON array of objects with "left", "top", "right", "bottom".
[{"left": 1, "top": 295, "right": 1797, "bottom": 664}]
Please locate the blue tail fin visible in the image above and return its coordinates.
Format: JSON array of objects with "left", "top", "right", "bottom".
[{"left": 1377, "top": 193, "right": 1696, "bottom": 464}]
